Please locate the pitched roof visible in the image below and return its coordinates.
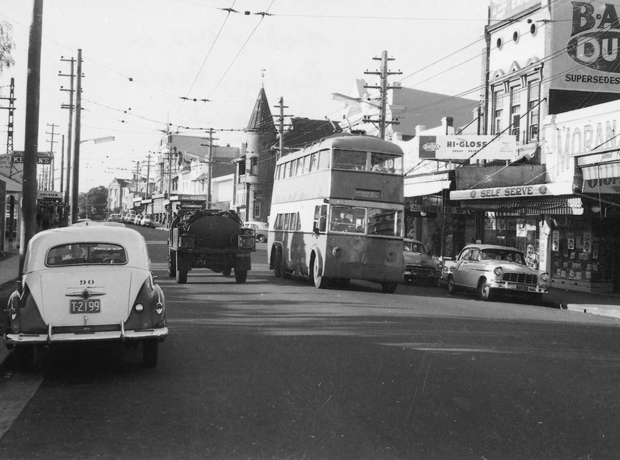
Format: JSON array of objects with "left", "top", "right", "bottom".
[
  {"left": 246, "top": 87, "right": 276, "bottom": 133},
  {"left": 281, "top": 118, "right": 341, "bottom": 149}
]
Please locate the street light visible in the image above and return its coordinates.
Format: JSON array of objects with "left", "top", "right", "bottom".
[{"left": 81, "top": 136, "right": 115, "bottom": 145}]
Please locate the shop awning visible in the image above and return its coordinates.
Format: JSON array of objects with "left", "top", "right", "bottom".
[
  {"left": 580, "top": 163, "right": 620, "bottom": 194},
  {"left": 458, "top": 196, "right": 584, "bottom": 215},
  {"left": 404, "top": 172, "right": 451, "bottom": 197}
]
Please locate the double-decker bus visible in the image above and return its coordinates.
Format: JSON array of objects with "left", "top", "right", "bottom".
[{"left": 268, "top": 134, "right": 404, "bottom": 293}]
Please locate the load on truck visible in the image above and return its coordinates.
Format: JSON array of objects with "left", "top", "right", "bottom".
[{"left": 167, "top": 208, "right": 256, "bottom": 284}]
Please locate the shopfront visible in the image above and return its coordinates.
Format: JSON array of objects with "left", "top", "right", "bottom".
[{"left": 450, "top": 181, "right": 595, "bottom": 290}]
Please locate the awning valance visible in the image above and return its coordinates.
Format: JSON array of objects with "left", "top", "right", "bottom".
[{"left": 458, "top": 196, "right": 583, "bottom": 215}]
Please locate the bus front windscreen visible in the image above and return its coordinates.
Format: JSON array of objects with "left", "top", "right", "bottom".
[{"left": 332, "top": 149, "right": 402, "bottom": 174}]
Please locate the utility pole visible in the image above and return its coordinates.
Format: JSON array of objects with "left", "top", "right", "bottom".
[
  {"left": 363, "top": 50, "right": 402, "bottom": 140},
  {"left": 0, "top": 77, "right": 16, "bottom": 156},
  {"left": 273, "top": 97, "right": 292, "bottom": 160},
  {"left": 145, "top": 153, "right": 151, "bottom": 200},
  {"left": 59, "top": 134, "right": 65, "bottom": 193},
  {"left": 20, "top": 0, "right": 43, "bottom": 276},
  {"left": 201, "top": 129, "right": 219, "bottom": 209},
  {"left": 60, "top": 55, "right": 75, "bottom": 226},
  {"left": 46, "top": 122, "right": 59, "bottom": 190},
  {"left": 71, "top": 49, "right": 83, "bottom": 224}
]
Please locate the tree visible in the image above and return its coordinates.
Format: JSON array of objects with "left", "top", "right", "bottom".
[
  {"left": 78, "top": 186, "right": 108, "bottom": 220},
  {"left": 0, "top": 20, "right": 15, "bottom": 72}
]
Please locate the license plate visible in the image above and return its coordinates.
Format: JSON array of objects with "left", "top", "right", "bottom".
[
  {"left": 515, "top": 285, "right": 530, "bottom": 291},
  {"left": 70, "top": 299, "right": 101, "bottom": 313}
]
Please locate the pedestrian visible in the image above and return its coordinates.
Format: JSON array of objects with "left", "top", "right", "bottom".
[{"left": 42, "top": 213, "right": 51, "bottom": 230}]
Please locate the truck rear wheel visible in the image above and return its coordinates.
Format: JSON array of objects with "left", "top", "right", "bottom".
[
  {"left": 176, "top": 269, "right": 188, "bottom": 284},
  {"left": 167, "top": 251, "right": 176, "bottom": 277},
  {"left": 235, "top": 270, "right": 247, "bottom": 283}
]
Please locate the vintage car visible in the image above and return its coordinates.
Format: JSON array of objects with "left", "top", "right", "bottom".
[
  {"left": 402, "top": 238, "right": 442, "bottom": 286},
  {"left": 3, "top": 225, "right": 168, "bottom": 367},
  {"left": 447, "top": 244, "right": 549, "bottom": 301},
  {"left": 140, "top": 214, "right": 157, "bottom": 228},
  {"left": 245, "top": 221, "right": 269, "bottom": 243}
]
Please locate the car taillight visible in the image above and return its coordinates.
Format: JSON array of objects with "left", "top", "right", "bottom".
[
  {"left": 125, "top": 279, "right": 166, "bottom": 330},
  {"left": 9, "top": 284, "right": 47, "bottom": 334}
]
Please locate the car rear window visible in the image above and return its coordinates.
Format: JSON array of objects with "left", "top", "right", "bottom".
[{"left": 47, "top": 243, "right": 127, "bottom": 266}]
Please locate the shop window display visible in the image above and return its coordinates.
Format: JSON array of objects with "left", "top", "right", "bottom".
[
  {"left": 551, "top": 225, "right": 611, "bottom": 283},
  {"left": 483, "top": 214, "right": 540, "bottom": 269}
]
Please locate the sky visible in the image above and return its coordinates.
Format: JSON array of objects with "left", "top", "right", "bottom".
[{"left": 0, "top": 0, "right": 490, "bottom": 192}]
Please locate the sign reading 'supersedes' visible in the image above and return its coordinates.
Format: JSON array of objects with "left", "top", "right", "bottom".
[
  {"left": 417, "top": 135, "right": 517, "bottom": 161},
  {"left": 550, "top": 0, "right": 620, "bottom": 93}
]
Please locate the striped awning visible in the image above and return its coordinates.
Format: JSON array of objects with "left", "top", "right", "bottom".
[{"left": 458, "top": 196, "right": 583, "bottom": 215}]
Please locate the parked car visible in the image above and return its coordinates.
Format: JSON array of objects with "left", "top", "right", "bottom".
[
  {"left": 245, "top": 221, "right": 269, "bottom": 243},
  {"left": 4, "top": 225, "right": 168, "bottom": 367},
  {"left": 108, "top": 213, "right": 122, "bottom": 223},
  {"left": 446, "top": 244, "right": 550, "bottom": 301},
  {"left": 123, "top": 210, "right": 137, "bottom": 223},
  {"left": 402, "top": 238, "right": 442, "bottom": 286},
  {"left": 140, "top": 214, "right": 157, "bottom": 228}
]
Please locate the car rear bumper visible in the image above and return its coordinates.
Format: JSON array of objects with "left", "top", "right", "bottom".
[
  {"left": 5, "top": 326, "right": 169, "bottom": 344},
  {"left": 404, "top": 266, "right": 440, "bottom": 280}
]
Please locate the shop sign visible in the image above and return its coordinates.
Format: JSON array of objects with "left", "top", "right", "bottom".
[
  {"left": 583, "top": 176, "right": 620, "bottom": 193},
  {"left": 417, "top": 135, "right": 517, "bottom": 161},
  {"left": 37, "top": 190, "right": 62, "bottom": 200},
  {"left": 549, "top": 0, "right": 620, "bottom": 93},
  {"left": 451, "top": 184, "right": 552, "bottom": 200},
  {"left": 543, "top": 102, "right": 620, "bottom": 182}
]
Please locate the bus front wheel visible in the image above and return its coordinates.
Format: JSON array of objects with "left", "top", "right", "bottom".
[{"left": 311, "top": 255, "right": 329, "bottom": 289}]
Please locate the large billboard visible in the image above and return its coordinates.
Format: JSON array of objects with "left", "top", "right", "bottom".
[
  {"left": 490, "top": 0, "right": 541, "bottom": 22},
  {"left": 417, "top": 135, "right": 517, "bottom": 161},
  {"left": 550, "top": 0, "right": 620, "bottom": 93}
]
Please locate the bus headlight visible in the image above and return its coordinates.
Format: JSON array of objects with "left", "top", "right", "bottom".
[
  {"left": 332, "top": 247, "right": 344, "bottom": 258},
  {"left": 386, "top": 251, "right": 396, "bottom": 262}
]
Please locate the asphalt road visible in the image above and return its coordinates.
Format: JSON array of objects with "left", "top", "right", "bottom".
[{"left": 1, "top": 226, "right": 620, "bottom": 459}]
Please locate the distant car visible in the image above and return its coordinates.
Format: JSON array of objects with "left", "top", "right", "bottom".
[
  {"left": 4, "top": 225, "right": 168, "bottom": 367},
  {"left": 140, "top": 215, "right": 157, "bottom": 228},
  {"left": 446, "top": 244, "right": 550, "bottom": 301},
  {"left": 108, "top": 213, "right": 122, "bottom": 223},
  {"left": 133, "top": 214, "right": 144, "bottom": 225},
  {"left": 123, "top": 211, "right": 137, "bottom": 223},
  {"left": 245, "top": 221, "right": 268, "bottom": 243},
  {"left": 402, "top": 238, "right": 442, "bottom": 286}
]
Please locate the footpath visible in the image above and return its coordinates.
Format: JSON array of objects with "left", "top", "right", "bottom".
[{"left": 0, "top": 251, "right": 619, "bottom": 368}]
